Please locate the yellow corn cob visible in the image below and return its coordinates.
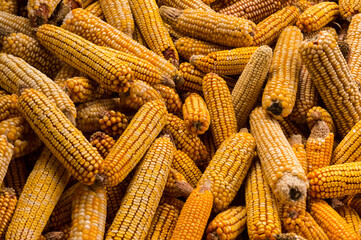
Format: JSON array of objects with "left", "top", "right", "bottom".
[
  {"left": 289, "top": 135, "right": 307, "bottom": 174},
  {"left": 170, "top": 180, "right": 213, "bottom": 240},
  {"left": 132, "top": 25, "right": 147, "bottom": 47},
  {"left": 27, "top": 0, "right": 62, "bottom": 26},
  {"left": 306, "top": 121, "right": 334, "bottom": 172},
  {"left": 62, "top": 8, "right": 182, "bottom": 85},
  {"left": 84, "top": 0, "right": 105, "bottom": 19},
  {"left": 106, "top": 135, "right": 174, "bottom": 239},
  {"left": 182, "top": 93, "right": 210, "bottom": 135},
  {"left": 296, "top": 2, "right": 339, "bottom": 33},
  {"left": 306, "top": 106, "right": 336, "bottom": 134},
  {"left": 153, "top": 84, "right": 182, "bottom": 114},
  {"left": 178, "top": 62, "right": 203, "bottom": 94},
  {"left": 339, "top": 40, "right": 351, "bottom": 61},
  {"left": 334, "top": 203, "right": 361, "bottom": 236},
  {"left": 303, "top": 26, "right": 339, "bottom": 40},
  {"left": 45, "top": 0, "right": 81, "bottom": 26},
  {"left": 296, "top": 0, "right": 314, "bottom": 12},
  {"left": 99, "top": 0, "right": 134, "bottom": 37},
  {"left": 76, "top": 98, "right": 121, "bottom": 133},
  {"left": 190, "top": 47, "right": 258, "bottom": 76},
  {"left": 0, "top": 11, "right": 35, "bottom": 36},
  {"left": 309, "top": 199, "right": 361, "bottom": 239},
  {"left": 349, "top": 194, "right": 361, "bottom": 217},
  {"left": 246, "top": 160, "right": 282, "bottom": 240},
  {"left": 273, "top": 233, "right": 307, "bottom": 240},
  {"left": 4, "top": 156, "right": 29, "bottom": 197},
  {"left": 159, "top": 6, "right": 256, "bottom": 48},
  {"left": 347, "top": 14, "right": 361, "bottom": 84},
  {"left": 172, "top": 150, "right": 202, "bottom": 188},
  {"left": 289, "top": 65, "right": 319, "bottom": 124},
  {"left": 146, "top": 202, "right": 180, "bottom": 240},
  {"left": 201, "top": 130, "right": 216, "bottom": 170},
  {"left": 300, "top": 31, "right": 361, "bottom": 138},
  {"left": 0, "top": 0, "right": 17, "bottom": 14},
  {"left": 0, "top": 54, "right": 77, "bottom": 122},
  {"left": 69, "top": 183, "right": 107, "bottom": 240},
  {"left": 0, "top": 94, "right": 19, "bottom": 122},
  {"left": 174, "top": 37, "right": 229, "bottom": 61},
  {"left": 0, "top": 188, "right": 17, "bottom": 238},
  {"left": 160, "top": 197, "right": 184, "bottom": 211},
  {"left": 262, "top": 26, "right": 303, "bottom": 118},
  {"left": 53, "top": 64, "right": 80, "bottom": 85},
  {"left": 90, "top": 132, "right": 115, "bottom": 159},
  {"left": 164, "top": 113, "right": 208, "bottom": 164},
  {"left": 6, "top": 148, "right": 71, "bottom": 240},
  {"left": 206, "top": 206, "right": 247, "bottom": 240},
  {"left": 203, "top": 73, "right": 237, "bottom": 148},
  {"left": 98, "top": 110, "right": 129, "bottom": 138},
  {"left": 103, "top": 100, "right": 167, "bottom": 187},
  {"left": 232, "top": 45, "right": 273, "bottom": 129},
  {"left": 158, "top": 0, "right": 214, "bottom": 11},
  {"left": 0, "top": 89, "right": 8, "bottom": 97},
  {"left": 164, "top": 168, "right": 194, "bottom": 198},
  {"left": 18, "top": 88, "right": 103, "bottom": 185},
  {"left": 340, "top": 0, "right": 361, "bottom": 21},
  {"left": 210, "top": 0, "right": 239, "bottom": 11},
  {"left": 0, "top": 135, "right": 14, "bottom": 184},
  {"left": 198, "top": 131, "right": 256, "bottom": 213},
  {"left": 163, "top": 22, "right": 185, "bottom": 41},
  {"left": 250, "top": 107, "right": 308, "bottom": 203},
  {"left": 253, "top": 6, "right": 300, "bottom": 46}
]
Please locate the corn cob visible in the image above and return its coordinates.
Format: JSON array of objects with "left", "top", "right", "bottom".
[
  {"left": 153, "top": 84, "right": 182, "bottom": 114},
  {"left": 84, "top": 0, "right": 105, "bottom": 19},
  {"left": 170, "top": 180, "right": 213, "bottom": 240},
  {"left": 0, "top": 94, "right": 19, "bottom": 122},
  {"left": 289, "top": 65, "right": 319, "bottom": 124},
  {"left": 76, "top": 98, "right": 121, "bottom": 133},
  {"left": 69, "top": 183, "right": 107, "bottom": 240},
  {"left": 303, "top": 26, "right": 339, "bottom": 40},
  {"left": 99, "top": 0, "right": 134, "bottom": 37},
  {"left": 306, "top": 106, "right": 336, "bottom": 134},
  {"left": 206, "top": 206, "right": 247, "bottom": 240},
  {"left": 198, "top": 131, "right": 256, "bottom": 213},
  {"left": 157, "top": 0, "right": 214, "bottom": 12},
  {"left": 0, "top": 11, "right": 34, "bottom": 37},
  {"left": 273, "top": 233, "right": 307, "bottom": 240},
  {"left": 0, "top": 0, "right": 17, "bottom": 14},
  {"left": 299, "top": 31, "right": 361, "bottom": 138},
  {"left": 46, "top": 0, "right": 81, "bottom": 26},
  {"left": 201, "top": 130, "right": 216, "bottom": 169},
  {"left": 347, "top": 14, "right": 361, "bottom": 84},
  {"left": 190, "top": 47, "right": 258, "bottom": 76},
  {"left": 289, "top": 135, "right": 307, "bottom": 174},
  {"left": 210, "top": 0, "right": 239, "bottom": 11},
  {"left": 174, "top": 37, "right": 229, "bottom": 61},
  {"left": 4, "top": 156, "right": 29, "bottom": 197},
  {"left": 53, "top": 64, "right": 80, "bottom": 86},
  {"left": 164, "top": 168, "right": 193, "bottom": 198},
  {"left": 90, "top": 132, "right": 115, "bottom": 159},
  {"left": 203, "top": 73, "right": 237, "bottom": 148},
  {"left": 172, "top": 150, "right": 202, "bottom": 188},
  {"left": 339, "top": 40, "right": 351, "bottom": 61},
  {"left": 296, "top": 2, "right": 339, "bottom": 33},
  {"left": 178, "top": 62, "right": 203, "bottom": 94},
  {"left": 182, "top": 93, "right": 210, "bottom": 135},
  {"left": 253, "top": 6, "right": 300, "bottom": 46},
  {"left": 163, "top": 22, "right": 185, "bottom": 41},
  {"left": 27, "top": 0, "right": 61, "bottom": 26},
  {"left": 103, "top": 100, "right": 167, "bottom": 187},
  {"left": 0, "top": 89, "right": 8, "bottom": 97},
  {"left": 0, "top": 54, "right": 77, "bottom": 122},
  {"left": 349, "top": 194, "right": 361, "bottom": 217},
  {"left": 6, "top": 148, "right": 71, "bottom": 240},
  {"left": 340, "top": 0, "right": 361, "bottom": 21},
  {"left": 40, "top": 232, "right": 64, "bottom": 240},
  {"left": 106, "top": 135, "right": 174, "bottom": 239},
  {"left": 18, "top": 88, "right": 103, "bottom": 185},
  {"left": 164, "top": 113, "right": 208, "bottom": 164},
  {"left": 98, "top": 110, "right": 129, "bottom": 138},
  {"left": 0, "top": 135, "right": 14, "bottom": 184},
  {"left": 246, "top": 160, "right": 282, "bottom": 240},
  {"left": 250, "top": 107, "right": 308, "bottom": 203},
  {"left": 132, "top": 25, "right": 147, "bottom": 47},
  {"left": 309, "top": 199, "right": 361, "bottom": 239},
  {"left": 146, "top": 202, "right": 180, "bottom": 240},
  {"left": 59, "top": 224, "right": 71, "bottom": 240},
  {"left": 262, "top": 26, "right": 303, "bottom": 118},
  {"left": 334, "top": 202, "right": 361, "bottom": 236},
  {"left": 0, "top": 188, "right": 17, "bottom": 238},
  {"left": 296, "top": 0, "right": 314, "bottom": 12},
  {"left": 232, "top": 45, "right": 273, "bottom": 129}
]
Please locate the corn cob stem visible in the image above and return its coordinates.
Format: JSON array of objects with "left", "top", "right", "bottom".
[
  {"left": 153, "top": 84, "right": 182, "bottom": 114},
  {"left": 164, "top": 168, "right": 193, "bottom": 198}
]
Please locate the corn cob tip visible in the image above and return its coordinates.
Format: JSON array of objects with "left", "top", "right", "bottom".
[
  {"left": 239, "top": 128, "right": 249, "bottom": 133},
  {"left": 275, "top": 172, "right": 307, "bottom": 203},
  {"left": 43, "top": 231, "right": 64, "bottom": 240},
  {"left": 273, "top": 233, "right": 307, "bottom": 240},
  {"left": 3, "top": 187, "right": 16, "bottom": 198},
  {"left": 161, "top": 76, "right": 176, "bottom": 89},
  {"left": 164, "top": 49, "right": 180, "bottom": 67},
  {"left": 29, "top": 3, "right": 49, "bottom": 26},
  {"left": 267, "top": 100, "right": 284, "bottom": 116},
  {"left": 331, "top": 198, "right": 345, "bottom": 209},
  {"left": 289, "top": 134, "right": 302, "bottom": 146},
  {"left": 309, "top": 121, "right": 330, "bottom": 139},
  {"left": 175, "top": 180, "right": 194, "bottom": 197},
  {"left": 159, "top": 6, "right": 182, "bottom": 26}
]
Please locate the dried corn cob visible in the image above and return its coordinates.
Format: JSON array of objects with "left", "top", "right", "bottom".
[
  {"left": 246, "top": 160, "right": 282, "bottom": 240},
  {"left": 170, "top": 180, "right": 213, "bottom": 240},
  {"left": 84, "top": 0, "right": 105, "bottom": 19},
  {"left": 203, "top": 73, "right": 237, "bottom": 148},
  {"left": 262, "top": 26, "right": 303, "bottom": 118},
  {"left": 253, "top": 6, "right": 300, "bottom": 46},
  {"left": 106, "top": 135, "right": 174, "bottom": 239},
  {"left": 6, "top": 148, "right": 71, "bottom": 240},
  {"left": 132, "top": 25, "right": 147, "bottom": 47},
  {"left": 159, "top": 6, "right": 256, "bottom": 48},
  {"left": 164, "top": 113, "right": 208, "bottom": 164},
  {"left": 4, "top": 156, "right": 29, "bottom": 197},
  {"left": 0, "top": 0, "right": 17, "bottom": 14},
  {"left": 289, "top": 135, "right": 307, "bottom": 174},
  {"left": 53, "top": 64, "right": 80, "bottom": 85},
  {"left": 0, "top": 94, "right": 19, "bottom": 122},
  {"left": 27, "top": 0, "right": 61, "bottom": 26},
  {"left": 172, "top": 150, "right": 202, "bottom": 188},
  {"left": 50, "top": 0, "right": 82, "bottom": 25},
  {"left": 0, "top": 188, "right": 16, "bottom": 238},
  {"left": 18, "top": 88, "right": 103, "bottom": 185},
  {"left": 300, "top": 31, "right": 361, "bottom": 138},
  {"left": 160, "top": 197, "right": 184, "bottom": 211},
  {"left": 0, "top": 11, "right": 34, "bottom": 36},
  {"left": 178, "top": 62, "right": 203, "bottom": 94},
  {"left": 90, "top": 132, "right": 115, "bottom": 159},
  {"left": 182, "top": 93, "right": 210, "bottom": 135},
  {"left": 334, "top": 203, "right": 361, "bottom": 236},
  {"left": 349, "top": 194, "right": 361, "bottom": 217},
  {"left": 0, "top": 89, "right": 8, "bottom": 97},
  {"left": 273, "top": 233, "right": 307, "bottom": 240},
  {"left": 198, "top": 131, "right": 256, "bottom": 213},
  {"left": 158, "top": 0, "right": 214, "bottom": 12},
  {"left": 98, "top": 110, "right": 129, "bottom": 138},
  {"left": 296, "top": 0, "right": 314, "bottom": 12},
  {"left": 306, "top": 106, "right": 336, "bottom": 134},
  {"left": 250, "top": 107, "right": 308, "bottom": 203},
  {"left": 303, "top": 26, "right": 339, "bottom": 40},
  {"left": 232, "top": 45, "right": 273, "bottom": 129},
  {"left": 339, "top": 0, "right": 361, "bottom": 21},
  {"left": 103, "top": 100, "right": 167, "bottom": 187},
  {"left": 163, "top": 22, "right": 185, "bottom": 41},
  {"left": 201, "top": 130, "right": 216, "bottom": 169},
  {"left": 347, "top": 14, "right": 361, "bottom": 84},
  {"left": 190, "top": 47, "right": 258, "bottom": 76},
  {"left": 99, "top": 0, "right": 134, "bottom": 37},
  {"left": 339, "top": 40, "right": 351, "bottom": 61},
  {"left": 153, "top": 84, "right": 182, "bottom": 114},
  {"left": 296, "top": 2, "right": 339, "bottom": 32},
  {"left": 0, "top": 135, "right": 14, "bottom": 184},
  {"left": 164, "top": 168, "right": 193, "bottom": 198},
  {"left": 210, "top": 0, "right": 239, "bottom": 11}
]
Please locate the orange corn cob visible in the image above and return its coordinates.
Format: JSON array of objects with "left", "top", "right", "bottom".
[
  {"left": 289, "top": 135, "right": 307, "bottom": 174},
  {"left": 172, "top": 150, "right": 202, "bottom": 188},
  {"left": 340, "top": 0, "right": 361, "bottom": 21},
  {"left": 84, "top": 0, "right": 105, "bottom": 19},
  {"left": 157, "top": 0, "right": 214, "bottom": 12},
  {"left": 164, "top": 168, "right": 193, "bottom": 198},
  {"left": 0, "top": 94, "right": 19, "bottom": 122},
  {"left": 0, "top": 11, "right": 35, "bottom": 36},
  {"left": 98, "top": 110, "right": 129, "bottom": 138},
  {"left": 90, "top": 132, "right": 115, "bottom": 159},
  {"left": 0, "top": 135, "right": 14, "bottom": 184},
  {"left": 182, "top": 93, "right": 210, "bottom": 135},
  {"left": 0, "top": 188, "right": 17, "bottom": 238},
  {"left": 4, "top": 156, "right": 29, "bottom": 197},
  {"left": 27, "top": 0, "right": 61, "bottom": 26},
  {"left": 306, "top": 106, "right": 336, "bottom": 134},
  {"left": 334, "top": 202, "right": 361, "bottom": 236},
  {"left": 347, "top": 14, "right": 361, "bottom": 84},
  {"left": 153, "top": 84, "right": 182, "bottom": 114},
  {"left": 178, "top": 62, "right": 203, "bottom": 94}
]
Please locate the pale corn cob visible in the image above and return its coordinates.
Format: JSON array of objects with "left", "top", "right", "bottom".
[
  {"left": 203, "top": 73, "right": 237, "bottom": 148},
  {"left": 172, "top": 150, "right": 202, "bottom": 188},
  {"left": 232, "top": 45, "right": 273, "bottom": 129},
  {"left": 334, "top": 202, "right": 361, "bottom": 236},
  {"left": 98, "top": 111, "right": 129, "bottom": 138},
  {"left": 153, "top": 84, "right": 182, "bottom": 114},
  {"left": 99, "top": 0, "right": 134, "bottom": 37},
  {"left": 90, "top": 132, "right": 115, "bottom": 159},
  {"left": 84, "top": 0, "right": 105, "bottom": 19},
  {"left": 300, "top": 31, "right": 361, "bottom": 138},
  {"left": 253, "top": 6, "right": 300, "bottom": 46},
  {"left": 18, "top": 88, "right": 103, "bottom": 185},
  {"left": 198, "top": 131, "right": 256, "bottom": 213},
  {"left": 27, "top": 0, "right": 62, "bottom": 26},
  {"left": 250, "top": 107, "right": 308, "bottom": 203},
  {"left": 340, "top": 0, "right": 361, "bottom": 21},
  {"left": 190, "top": 47, "right": 258, "bottom": 76},
  {"left": 0, "top": 0, "right": 17, "bottom": 14},
  {"left": 289, "top": 135, "right": 307, "bottom": 174},
  {"left": 347, "top": 14, "right": 361, "bottom": 84},
  {"left": 182, "top": 93, "right": 210, "bottom": 135},
  {"left": 0, "top": 94, "right": 19, "bottom": 122},
  {"left": 178, "top": 62, "right": 203, "bottom": 94},
  {"left": 0, "top": 11, "right": 34, "bottom": 36},
  {"left": 4, "top": 156, "right": 29, "bottom": 197},
  {"left": 0, "top": 188, "right": 17, "bottom": 238},
  {"left": 53, "top": 64, "right": 80, "bottom": 86},
  {"left": 262, "top": 26, "right": 303, "bottom": 118},
  {"left": 0, "top": 54, "right": 76, "bottom": 122},
  {"left": 296, "top": 0, "right": 314, "bottom": 12},
  {"left": 0, "top": 135, "right": 14, "bottom": 185},
  {"left": 303, "top": 26, "right": 339, "bottom": 40},
  {"left": 306, "top": 106, "right": 336, "bottom": 134},
  {"left": 246, "top": 160, "right": 282, "bottom": 240},
  {"left": 103, "top": 100, "right": 167, "bottom": 187},
  {"left": 6, "top": 148, "right": 71, "bottom": 240},
  {"left": 164, "top": 168, "right": 193, "bottom": 198},
  {"left": 158, "top": 0, "right": 214, "bottom": 12},
  {"left": 159, "top": 6, "right": 256, "bottom": 47},
  {"left": 105, "top": 135, "right": 174, "bottom": 239}
]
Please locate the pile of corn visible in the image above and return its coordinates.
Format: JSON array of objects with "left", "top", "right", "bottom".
[{"left": 1, "top": 0, "right": 361, "bottom": 239}]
